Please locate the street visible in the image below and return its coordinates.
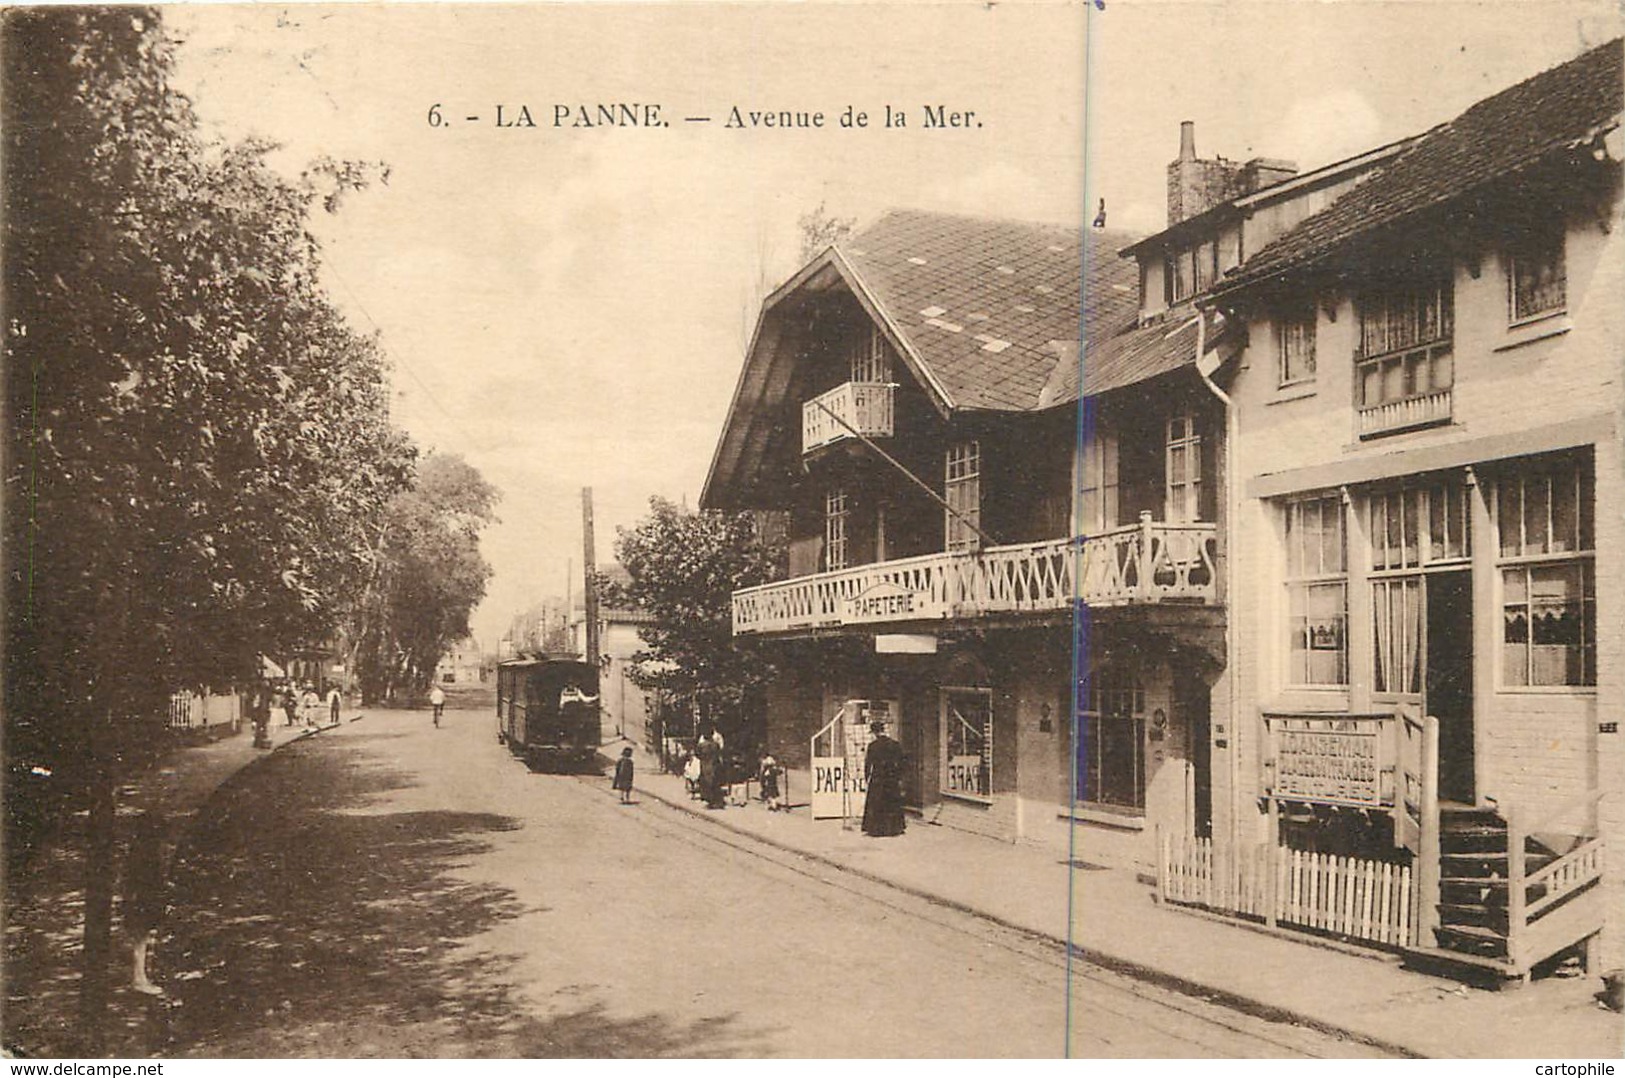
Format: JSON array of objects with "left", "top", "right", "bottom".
[{"left": 125, "top": 707, "right": 1391, "bottom": 1058}]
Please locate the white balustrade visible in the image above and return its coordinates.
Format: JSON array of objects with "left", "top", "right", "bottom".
[
  {"left": 733, "top": 518, "right": 1217, "bottom": 635},
  {"left": 802, "top": 381, "right": 895, "bottom": 453},
  {"left": 1358, "top": 386, "right": 1452, "bottom": 437}
]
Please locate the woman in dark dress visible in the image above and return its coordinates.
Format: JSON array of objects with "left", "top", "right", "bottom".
[
  {"left": 861, "top": 721, "right": 906, "bottom": 837},
  {"left": 697, "top": 735, "right": 726, "bottom": 809}
]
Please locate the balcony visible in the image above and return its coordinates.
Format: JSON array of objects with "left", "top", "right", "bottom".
[
  {"left": 1358, "top": 385, "right": 1452, "bottom": 438},
  {"left": 802, "top": 381, "right": 894, "bottom": 454},
  {"left": 732, "top": 515, "right": 1217, "bottom": 636}
]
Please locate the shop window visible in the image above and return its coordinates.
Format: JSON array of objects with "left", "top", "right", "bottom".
[
  {"left": 1285, "top": 495, "right": 1347, "bottom": 686},
  {"left": 825, "top": 488, "right": 849, "bottom": 571},
  {"left": 1165, "top": 414, "right": 1202, "bottom": 523},
  {"left": 941, "top": 688, "right": 992, "bottom": 800},
  {"left": 945, "top": 441, "right": 981, "bottom": 553},
  {"left": 1276, "top": 304, "right": 1317, "bottom": 388},
  {"left": 1496, "top": 456, "right": 1595, "bottom": 687},
  {"left": 1077, "top": 667, "right": 1145, "bottom": 810},
  {"left": 1508, "top": 224, "right": 1566, "bottom": 325}
]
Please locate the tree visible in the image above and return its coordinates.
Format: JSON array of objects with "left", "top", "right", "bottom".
[
  {"left": 607, "top": 498, "right": 782, "bottom": 747},
  {"left": 349, "top": 453, "right": 498, "bottom": 704},
  {"left": 797, "top": 200, "right": 856, "bottom": 262},
  {"left": 3, "top": 8, "right": 411, "bottom": 1048}
]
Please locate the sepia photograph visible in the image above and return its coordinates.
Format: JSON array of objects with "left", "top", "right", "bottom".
[{"left": 3, "top": 0, "right": 1623, "bottom": 1062}]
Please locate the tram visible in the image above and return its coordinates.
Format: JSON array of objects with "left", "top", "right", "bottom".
[{"left": 495, "top": 657, "right": 602, "bottom": 772}]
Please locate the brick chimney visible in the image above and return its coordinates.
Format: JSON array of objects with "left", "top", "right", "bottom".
[{"left": 1166, "top": 122, "right": 1298, "bottom": 226}]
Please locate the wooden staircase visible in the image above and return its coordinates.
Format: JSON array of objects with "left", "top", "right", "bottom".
[{"left": 1404, "top": 802, "right": 1606, "bottom": 987}]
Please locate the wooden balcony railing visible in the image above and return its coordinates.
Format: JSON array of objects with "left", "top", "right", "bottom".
[
  {"left": 1358, "top": 386, "right": 1453, "bottom": 438},
  {"left": 732, "top": 515, "right": 1217, "bottom": 636},
  {"left": 802, "top": 381, "right": 894, "bottom": 453}
]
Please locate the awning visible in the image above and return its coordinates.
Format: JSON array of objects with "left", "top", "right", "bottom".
[{"left": 261, "top": 655, "right": 286, "bottom": 678}]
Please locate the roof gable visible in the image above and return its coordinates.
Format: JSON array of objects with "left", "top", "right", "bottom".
[
  {"left": 702, "top": 209, "right": 1148, "bottom": 508},
  {"left": 1217, "top": 38, "right": 1624, "bottom": 296}
]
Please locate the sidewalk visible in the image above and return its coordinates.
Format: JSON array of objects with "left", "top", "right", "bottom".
[
  {"left": 2, "top": 714, "right": 347, "bottom": 1058},
  {"left": 627, "top": 757, "right": 1624, "bottom": 1060},
  {"left": 133, "top": 716, "right": 343, "bottom": 825}
]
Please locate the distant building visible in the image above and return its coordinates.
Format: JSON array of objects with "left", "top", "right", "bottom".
[
  {"left": 433, "top": 637, "right": 485, "bottom": 685},
  {"left": 569, "top": 564, "right": 658, "bottom": 750}
]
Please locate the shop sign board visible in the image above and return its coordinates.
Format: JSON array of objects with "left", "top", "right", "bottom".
[
  {"left": 1272, "top": 716, "right": 1383, "bottom": 807},
  {"left": 945, "top": 754, "right": 986, "bottom": 796},
  {"left": 845, "top": 581, "right": 929, "bottom": 624},
  {"left": 810, "top": 755, "right": 865, "bottom": 819}
]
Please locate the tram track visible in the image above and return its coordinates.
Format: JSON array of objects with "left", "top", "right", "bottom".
[{"left": 555, "top": 772, "right": 1398, "bottom": 1058}]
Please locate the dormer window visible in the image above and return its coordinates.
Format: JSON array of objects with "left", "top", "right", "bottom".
[
  {"left": 1508, "top": 223, "right": 1566, "bottom": 325},
  {"left": 850, "top": 326, "right": 891, "bottom": 384},
  {"left": 1164, "top": 241, "right": 1218, "bottom": 305},
  {"left": 1276, "top": 303, "right": 1317, "bottom": 388}
]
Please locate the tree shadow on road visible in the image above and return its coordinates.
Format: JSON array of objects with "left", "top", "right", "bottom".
[
  {"left": 148, "top": 737, "right": 768, "bottom": 1058},
  {"left": 150, "top": 738, "right": 526, "bottom": 1055}
]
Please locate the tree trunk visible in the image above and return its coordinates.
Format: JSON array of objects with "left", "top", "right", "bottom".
[{"left": 78, "top": 733, "right": 116, "bottom": 1055}]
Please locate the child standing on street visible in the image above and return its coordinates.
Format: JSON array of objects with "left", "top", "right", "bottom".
[
  {"left": 612, "top": 746, "right": 635, "bottom": 804},
  {"left": 759, "top": 752, "right": 784, "bottom": 811}
]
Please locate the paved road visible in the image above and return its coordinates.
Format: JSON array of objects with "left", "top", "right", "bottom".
[{"left": 154, "top": 709, "right": 1394, "bottom": 1058}]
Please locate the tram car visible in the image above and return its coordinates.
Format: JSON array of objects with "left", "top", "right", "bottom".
[{"left": 496, "top": 657, "right": 602, "bottom": 772}]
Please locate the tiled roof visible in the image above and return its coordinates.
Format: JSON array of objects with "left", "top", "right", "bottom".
[
  {"left": 1042, "top": 313, "right": 1210, "bottom": 406},
  {"left": 839, "top": 210, "right": 1141, "bottom": 411},
  {"left": 1217, "top": 38, "right": 1624, "bottom": 295}
]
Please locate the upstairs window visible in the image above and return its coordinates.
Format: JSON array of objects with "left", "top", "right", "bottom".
[
  {"left": 1276, "top": 304, "right": 1317, "bottom": 388},
  {"left": 1355, "top": 268, "right": 1454, "bottom": 436},
  {"left": 1165, "top": 242, "right": 1218, "bottom": 304},
  {"left": 1165, "top": 414, "right": 1202, "bottom": 523},
  {"left": 1508, "top": 224, "right": 1566, "bottom": 325},
  {"left": 1077, "top": 427, "right": 1120, "bottom": 535},
  {"left": 945, "top": 441, "right": 982, "bottom": 553},
  {"left": 825, "top": 488, "right": 849, "bottom": 571},
  {"left": 850, "top": 326, "right": 891, "bottom": 384}
]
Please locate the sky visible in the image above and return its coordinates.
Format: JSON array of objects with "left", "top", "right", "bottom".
[{"left": 166, "top": 1, "right": 1622, "bottom": 649}]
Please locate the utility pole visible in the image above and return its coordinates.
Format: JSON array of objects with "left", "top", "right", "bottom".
[{"left": 582, "top": 486, "right": 601, "bottom": 668}]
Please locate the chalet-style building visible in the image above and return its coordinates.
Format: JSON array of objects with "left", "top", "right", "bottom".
[
  {"left": 703, "top": 37, "right": 1620, "bottom": 988},
  {"left": 1198, "top": 39, "right": 1622, "bottom": 981},
  {"left": 703, "top": 209, "right": 1238, "bottom": 854}
]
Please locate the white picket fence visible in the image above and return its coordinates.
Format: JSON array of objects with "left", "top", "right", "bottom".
[
  {"left": 167, "top": 690, "right": 242, "bottom": 730},
  {"left": 1158, "top": 833, "right": 1416, "bottom": 949}
]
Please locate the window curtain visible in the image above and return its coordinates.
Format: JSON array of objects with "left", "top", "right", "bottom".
[{"left": 1373, "top": 578, "right": 1421, "bottom": 694}]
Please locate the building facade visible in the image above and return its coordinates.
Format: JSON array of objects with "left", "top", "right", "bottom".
[
  {"left": 1203, "top": 39, "right": 1623, "bottom": 977},
  {"left": 703, "top": 210, "right": 1232, "bottom": 857}
]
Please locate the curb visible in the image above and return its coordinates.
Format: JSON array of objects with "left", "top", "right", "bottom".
[{"left": 632, "top": 778, "right": 1426, "bottom": 1059}]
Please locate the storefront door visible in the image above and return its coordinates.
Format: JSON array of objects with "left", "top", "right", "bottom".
[{"left": 1426, "top": 570, "right": 1474, "bottom": 803}]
